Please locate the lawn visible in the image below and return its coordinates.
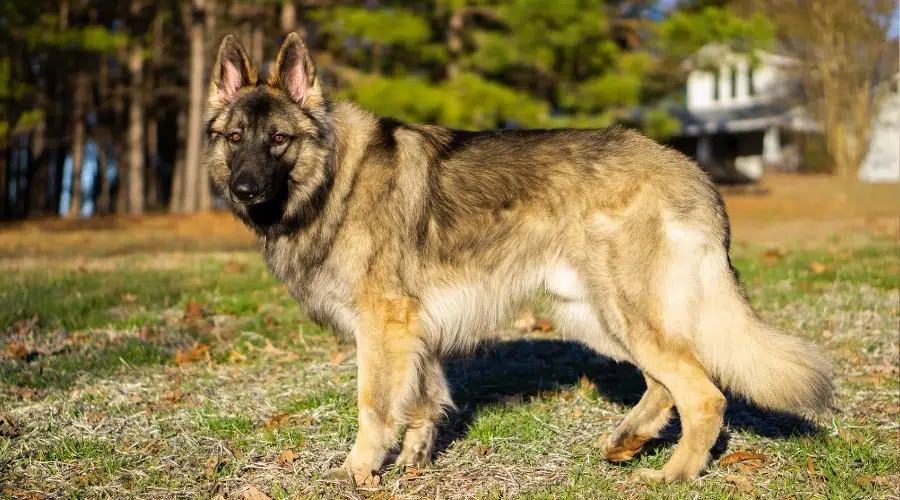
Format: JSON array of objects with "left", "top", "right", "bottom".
[{"left": 1, "top": 180, "right": 898, "bottom": 499}]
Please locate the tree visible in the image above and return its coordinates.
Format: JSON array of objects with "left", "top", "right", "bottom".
[
  {"left": 743, "top": 0, "right": 895, "bottom": 177},
  {"left": 183, "top": 0, "right": 207, "bottom": 213},
  {"left": 128, "top": 0, "right": 146, "bottom": 214}
]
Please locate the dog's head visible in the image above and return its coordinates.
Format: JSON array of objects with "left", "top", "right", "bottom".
[{"left": 206, "top": 33, "right": 333, "bottom": 233}]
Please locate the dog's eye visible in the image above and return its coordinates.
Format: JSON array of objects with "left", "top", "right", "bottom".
[
  {"left": 272, "top": 134, "right": 287, "bottom": 145},
  {"left": 229, "top": 132, "right": 242, "bottom": 143}
]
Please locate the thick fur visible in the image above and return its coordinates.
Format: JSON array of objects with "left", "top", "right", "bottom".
[{"left": 206, "top": 33, "right": 834, "bottom": 485}]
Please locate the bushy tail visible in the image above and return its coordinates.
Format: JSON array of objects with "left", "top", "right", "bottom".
[{"left": 696, "top": 258, "right": 834, "bottom": 414}]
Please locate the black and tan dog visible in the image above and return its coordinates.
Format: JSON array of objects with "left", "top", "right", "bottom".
[{"left": 205, "top": 33, "right": 833, "bottom": 486}]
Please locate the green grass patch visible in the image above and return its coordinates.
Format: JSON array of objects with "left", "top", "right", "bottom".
[{"left": 1, "top": 338, "right": 169, "bottom": 389}]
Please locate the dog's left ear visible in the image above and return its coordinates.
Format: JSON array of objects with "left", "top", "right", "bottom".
[{"left": 269, "top": 32, "right": 322, "bottom": 106}]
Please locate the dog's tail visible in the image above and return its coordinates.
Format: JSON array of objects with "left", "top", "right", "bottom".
[{"left": 694, "top": 252, "right": 834, "bottom": 414}]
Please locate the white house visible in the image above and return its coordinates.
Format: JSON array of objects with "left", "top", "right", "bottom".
[
  {"left": 859, "top": 72, "right": 900, "bottom": 183},
  {"left": 667, "top": 44, "right": 819, "bottom": 182}
]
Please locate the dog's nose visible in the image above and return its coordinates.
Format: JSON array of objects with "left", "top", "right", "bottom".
[{"left": 231, "top": 179, "right": 260, "bottom": 202}]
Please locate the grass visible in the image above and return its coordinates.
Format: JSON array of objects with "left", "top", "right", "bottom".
[{"left": 1, "top": 236, "right": 898, "bottom": 499}]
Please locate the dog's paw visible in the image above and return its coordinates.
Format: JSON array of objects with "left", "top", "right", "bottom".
[
  {"left": 322, "top": 466, "right": 381, "bottom": 488},
  {"left": 630, "top": 467, "right": 696, "bottom": 484},
  {"left": 630, "top": 468, "right": 666, "bottom": 483},
  {"left": 395, "top": 449, "right": 430, "bottom": 469}
]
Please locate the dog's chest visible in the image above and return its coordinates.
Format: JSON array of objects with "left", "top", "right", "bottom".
[
  {"left": 291, "top": 270, "right": 360, "bottom": 340},
  {"left": 263, "top": 240, "right": 361, "bottom": 340}
]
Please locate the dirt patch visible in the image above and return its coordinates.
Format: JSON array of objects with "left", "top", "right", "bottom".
[{"left": 0, "top": 174, "right": 896, "bottom": 262}]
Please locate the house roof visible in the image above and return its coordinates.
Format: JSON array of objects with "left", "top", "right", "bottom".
[{"left": 668, "top": 102, "right": 819, "bottom": 136}]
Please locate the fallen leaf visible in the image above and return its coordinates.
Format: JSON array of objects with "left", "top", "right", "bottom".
[
  {"left": 578, "top": 375, "right": 593, "bottom": 390},
  {"left": 141, "top": 439, "right": 163, "bottom": 454},
  {"left": 403, "top": 467, "right": 424, "bottom": 478},
  {"left": 238, "top": 485, "right": 272, "bottom": 500},
  {"left": 809, "top": 262, "right": 828, "bottom": 274},
  {"left": 139, "top": 325, "right": 155, "bottom": 340},
  {"left": 806, "top": 456, "right": 824, "bottom": 482},
  {"left": 265, "top": 413, "right": 292, "bottom": 430},
  {"left": 122, "top": 293, "right": 137, "bottom": 303},
  {"left": 175, "top": 343, "right": 210, "bottom": 365},
  {"left": 229, "top": 350, "right": 247, "bottom": 363},
  {"left": 130, "top": 394, "right": 144, "bottom": 405},
  {"left": 204, "top": 455, "right": 219, "bottom": 479},
  {"left": 185, "top": 300, "right": 204, "bottom": 318},
  {"left": 162, "top": 388, "right": 184, "bottom": 403},
  {"left": 277, "top": 449, "right": 296, "bottom": 465},
  {"left": 475, "top": 445, "right": 492, "bottom": 457},
  {"left": 0, "top": 414, "right": 21, "bottom": 438},
  {"left": 513, "top": 308, "right": 537, "bottom": 332},
  {"left": 15, "top": 387, "right": 34, "bottom": 400},
  {"left": 534, "top": 318, "right": 554, "bottom": 332},
  {"left": 85, "top": 411, "right": 107, "bottom": 424},
  {"left": 856, "top": 475, "right": 891, "bottom": 488},
  {"left": 1, "top": 489, "right": 44, "bottom": 500},
  {"left": 560, "top": 390, "right": 574, "bottom": 401},
  {"left": 570, "top": 408, "right": 584, "bottom": 418},
  {"left": 328, "top": 350, "right": 349, "bottom": 366},
  {"left": 4, "top": 341, "right": 27, "bottom": 360},
  {"left": 725, "top": 474, "right": 755, "bottom": 494},
  {"left": 721, "top": 451, "right": 768, "bottom": 466},
  {"left": 762, "top": 248, "right": 784, "bottom": 266},
  {"left": 13, "top": 315, "right": 39, "bottom": 335},
  {"left": 225, "top": 261, "right": 246, "bottom": 274},
  {"left": 848, "top": 372, "right": 888, "bottom": 385}
]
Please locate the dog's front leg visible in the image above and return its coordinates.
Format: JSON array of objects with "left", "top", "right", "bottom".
[{"left": 332, "top": 295, "right": 423, "bottom": 487}]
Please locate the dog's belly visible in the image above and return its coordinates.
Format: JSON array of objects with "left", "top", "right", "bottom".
[
  {"left": 417, "top": 260, "right": 633, "bottom": 362},
  {"left": 420, "top": 282, "right": 521, "bottom": 355},
  {"left": 545, "top": 260, "right": 633, "bottom": 362}
]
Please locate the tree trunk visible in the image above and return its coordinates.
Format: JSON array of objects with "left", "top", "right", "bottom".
[
  {"left": 128, "top": 42, "right": 145, "bottom": 214},
  {"left": 0, "top": 145, "right": 6, "bottom": 220},
  {"left": 97, "top": 141, "right": 110, "bottom": 214},
  {"left": 183, "top": 0, "right": 206, "bottom": 213},
  {"left": 198, "top": 0, "right": 217, "bottom": 211},
  {"left": 66, "top": 74, "right": 88, "bottom": 218},
  {"left": 281, "top": 2, "right": 297, "bottom": 34},
  {"left": 113, "top": 69, "right": 128, "bottom": 215},
  {"left": 28, "top": 112, "right": 48, "bottom": 217},
  {"left": 146, "top": 12, "right": 164, "bottom": 210},
  {"left": 169, "top": 109, "right": 186, "bottom": 213},
  {"left": 252, "top": 23, "right": 264, "bottom": 68},
  {"left": 447, "top": 8, "right": 464, "bottom": 80},
  {"left": 146, "top": 116, "right": 158, "bottom": 210}
]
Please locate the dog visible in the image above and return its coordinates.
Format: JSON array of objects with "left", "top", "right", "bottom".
[{"left": 205, "top": 32, "right": 833, "bottom": 486}]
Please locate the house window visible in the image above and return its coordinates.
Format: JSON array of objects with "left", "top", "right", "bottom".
[
  {"left": 713, "top": 70, "right": 720, "bottom": 101},
  {"left": 749, "top": 68, "right": 756, "bottom": 96},
  {"left": 730, "top": 67, "right": 738, "bottom": 99}
]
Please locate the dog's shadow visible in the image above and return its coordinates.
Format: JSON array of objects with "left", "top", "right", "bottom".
[{"left": 433, "top": 338, "right": 818, "bottom": 460}]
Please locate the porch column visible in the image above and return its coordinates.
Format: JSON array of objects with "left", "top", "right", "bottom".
[
  {"left": 763, "top": 126, "right": 781, "bottom": 166},
  {"left": 697, "top": 135, "right": 713, "bottom": 167}
]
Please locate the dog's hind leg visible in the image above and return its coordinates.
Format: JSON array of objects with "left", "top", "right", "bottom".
[
  {"left": 628, "top": 334, "right": 726, "bottom": 483},
  {"left": 600, "top": 374, "right": 674, "bottom": 462},
  {"left": 395, "top": 356, "right": 452, "bottom": 468}
]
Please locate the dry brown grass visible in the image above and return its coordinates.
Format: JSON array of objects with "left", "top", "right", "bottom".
[{"left": 0, "top": 174, "right": 896, "bottom": 260}]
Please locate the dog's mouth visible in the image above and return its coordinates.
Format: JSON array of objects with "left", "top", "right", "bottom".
[{"left": 230, "top": 191, "right": 273, "bottom": 206}]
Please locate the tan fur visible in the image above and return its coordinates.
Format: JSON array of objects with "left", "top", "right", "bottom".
[{"left": 205, "top": 33, "right": 834, "bottom": 485}]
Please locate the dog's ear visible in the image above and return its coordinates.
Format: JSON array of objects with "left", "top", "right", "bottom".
[
  {"left": 268, "top": 32, "right": 321, "bottom": 106},
  {"left": 209, "top": 35, "right": 257, "bottom": 108}
]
